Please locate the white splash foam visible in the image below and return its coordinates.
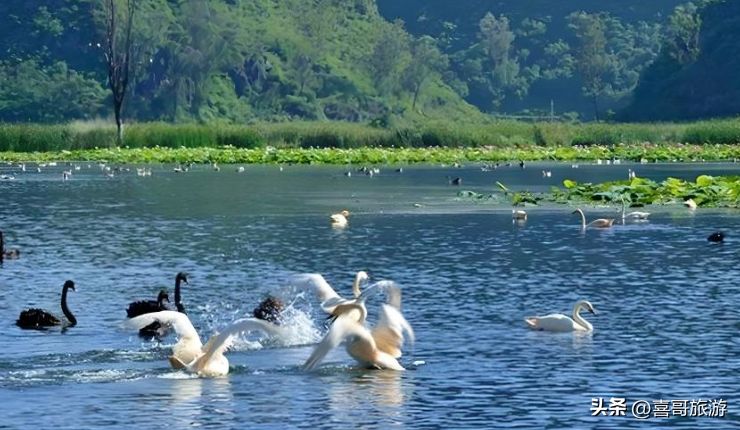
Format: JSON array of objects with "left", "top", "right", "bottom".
[
  {"left": 72, "top": 369, "right": 130, "bottom": 383},
  {"left": 229, "top": 303, "right": 321, "bottom": 351},
  {"left": 158, "top": 371, "right": 198, "bottom": 380},
  {"left": 273, "top": 305, "right": 322, "bottom": 347}
]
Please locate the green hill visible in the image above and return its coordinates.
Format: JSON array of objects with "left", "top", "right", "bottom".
[
  {"left": 0, "top": 0, "right": 481, "bottom": 125},
  {"left": 622, "top": 0, "right": 740, "bottom": 121},
  {"left": 377, "top": 0, "right": 686, "bottom": 119}
]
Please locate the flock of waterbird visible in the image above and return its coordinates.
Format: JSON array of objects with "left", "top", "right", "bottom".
[
  {"left": 7, "top": 243, "right": 415, "bottom": 377},
  {"left": 3, "top": 158, "right": 731, "bottom": 378}
]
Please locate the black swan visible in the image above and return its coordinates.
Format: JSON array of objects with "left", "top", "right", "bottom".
[
  {"left": 252, "top": 296, "right": 285, "bottom": 324},
  {"left": 173, "top": 272, "right": 188, "bottom": 314},
  {"left": 127, "top": 289, "right": 170, "bottom": 318},
  {"left": 17, "top": 280, "right": 77, "bottom": 329},
  {"left": 126, "top": 272, "right": 188, "bottom": 337},
  {"left": 0, "top": 230, "right": 21, "bottom": 262},
  {"left": 127, "top": 289, "right": 170, "bottom": 337}
]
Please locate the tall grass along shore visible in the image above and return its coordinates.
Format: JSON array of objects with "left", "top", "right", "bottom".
[{"left": 1, "top": 120, "right": 740, "bottom": 164}]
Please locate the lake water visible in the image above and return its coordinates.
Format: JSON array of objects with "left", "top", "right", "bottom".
[{"left": 1, "top": 162, "right": 738, "bottom": 429}]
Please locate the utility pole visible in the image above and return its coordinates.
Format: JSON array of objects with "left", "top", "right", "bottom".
[{"left": 550, "top": 99, "right": 555, "bottom": 122}]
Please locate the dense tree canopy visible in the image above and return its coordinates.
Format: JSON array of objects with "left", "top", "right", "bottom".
[
  {"left": 622, "top": 0, "right": 740, "bottom": 121},
  {"left": 0, "top": 0, "right": 735, "bottom": 124}
]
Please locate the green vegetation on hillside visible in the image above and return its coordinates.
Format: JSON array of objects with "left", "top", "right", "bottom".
[
  {"left": 623, "top": 0, "right": 740, "bottom": 120},
  {"left": 378, "top": 0, "right": 686, "bottom": 118},
  {"left": 2, "top": 0, "right": 733, "bottom": 125},
  {"left": 0, "top": 0, "right": 480, "bottom": 125}
]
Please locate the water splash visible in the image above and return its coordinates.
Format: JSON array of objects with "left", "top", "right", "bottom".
[{"left": 231, "top": 300, "right": 322, "bottom": 350}]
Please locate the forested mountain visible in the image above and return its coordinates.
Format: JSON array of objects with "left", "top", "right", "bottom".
[
  {"left": 0, "top": 0, "right": 479, "bottom": 124},
  {"left": 0, "top": 0, "right": 733, "bottom": 125},
  {"left": 377, "top": 0, "right": 688, "bottom": 119},
  {"left": 622, "top": 0, "right": 740, "bottom": 121}
]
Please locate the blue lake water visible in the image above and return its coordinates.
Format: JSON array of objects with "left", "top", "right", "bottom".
[{"left": 0, "top": 161, "right": 738, "bottom": 428}]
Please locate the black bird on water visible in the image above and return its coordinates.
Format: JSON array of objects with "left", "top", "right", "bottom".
[
  {"left": 126, "top": 272, "right": 189, "bottom": 337},
  {"left": 707, "top": 231, "right": 725, "bottom": 243},
  {"left": 253, "top": 296, "right": 285, "bottom": 324},
  {"left": 17, "top": 280, "right": 77, "bottom": 329}
]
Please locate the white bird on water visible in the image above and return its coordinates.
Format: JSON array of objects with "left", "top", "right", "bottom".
[
  {"left": 294, "top": 271, "right": 371, "bottom": 318},
  {"left": 127, "top": 311, "right": 285, "bottom": 377},
  {"left": 330, "top": 210, "right": 350, "bottom": 228},
  {"left": 620, "top": 197, "right": 650, "bottom": 221},
  {"left": 524, "top": 300, "right": 597, "bottom": 332},
  {"left": 572, "top": 208, "right": 615, "bottom": 229},
  {"left": 303, "top": 283, "right": 414, "bottom": 371}
]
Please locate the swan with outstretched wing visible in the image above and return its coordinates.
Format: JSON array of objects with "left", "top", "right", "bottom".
[
  {"left": 303, "top": 283, "right": 414, "bottom": 371},
  {"left": 127, "top": 311, "right": 285, "bottom": 377}
]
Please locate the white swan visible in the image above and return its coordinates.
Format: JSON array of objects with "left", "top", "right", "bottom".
[
  {"left": 572, "top": 208, "right": 615, "bottom": 229},
  {"left": 330, "top": 210, "right": 350, "bottom": 227},
  {"left": 620, "top": 197, "right": 650, "bottom": 221},
  {"left": 524, "top": 300, "right": 596, "bottom": 332},
  {"left": 294, "top": 271, "right": 370, "bottom": 317},
  {"left": 127, "top": 311, "right": 285, "bottom": 377},
  {"left": 512, "top": 209, "right": 527, "bottom": 221},
  {"left": 684, "top": 198, "right": 697, "bottom": 210},
  {"left": 303, "top": 285, "right": 414, "bottom": 371}
]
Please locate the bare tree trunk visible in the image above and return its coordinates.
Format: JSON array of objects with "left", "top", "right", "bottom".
[
  {"left": 412, "top": 82, "right": 421, "bottom": 110},
  {"left": 104, "top": 0, "right": 135, "bottom": 144}
]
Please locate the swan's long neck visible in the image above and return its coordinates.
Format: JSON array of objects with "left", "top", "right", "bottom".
[
  {"left": 576, "top": 209, "right": 586, "bottom": 228},
  {"left": 61, "top": 285, "right": 76, "bottom": 326},
  {"left": 352, "top": 274, "right": 364, "bottom": 298},
  {"left": 355, "top": 304, "right": 367, "bottom": 324},
  {"left": 175, "top": 277, "right": 183, "bottom": 308},
  {"left": 572, "top": 303, "right": 591, "bottom": 331}
]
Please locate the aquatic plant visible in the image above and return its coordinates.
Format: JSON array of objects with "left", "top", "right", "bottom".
[
  {"left": 553, "top": 175, "right": 740, "bottom": 208},
  {"left": 1, "top": 143, "right": 739, "bottom": 166}
]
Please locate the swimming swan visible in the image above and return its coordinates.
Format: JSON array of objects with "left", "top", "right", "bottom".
[
  {"left": 127, "top": 311, "right": 285, "bottom": 377},
  {"left": 126, "top": 272, "right": 188, "bottom": 337},
  {"left": 303, "top": 285, "right": 414, "bottom": 371},
  {"left": 127, "top": 290, "right": 170, "bottom": 318},
  {"left": 127, "top": 290, "right": 170, "bottom": 337},
  {"left": 620, "top": 197, "right": 650, "bottom": 220},
  {"left": 572, "top": 208, "right": 615, "bottom": 229},
  {"left": 330, "top": 210, "right": 350, "bottom": 227},
  {"left": 17, "top": 280, "right": 77, "bottom": 329},
  {"left": 172, "top": 272, "right": 189, "bottom": 314},
  {"left": 524, "top": 300, "right": 596, "bottom": 332}
]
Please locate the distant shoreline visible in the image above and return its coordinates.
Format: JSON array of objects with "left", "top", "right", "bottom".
[
  {"left": 0, "top": 120, "right": 739, "bottom": 164},
  {"left": 1, "top": 144, "right": 738, "bottom": 165}
]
